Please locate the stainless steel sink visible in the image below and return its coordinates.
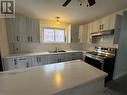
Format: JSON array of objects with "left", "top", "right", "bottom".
[
  {"left": 48, "top": 50, "right": 66, "bottom": 53},
  {"left": 57, "top": 50, "right": 66, "bottom": 52}
]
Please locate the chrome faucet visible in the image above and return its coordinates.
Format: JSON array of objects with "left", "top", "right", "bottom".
[{"left": 55, "top": 47, "right": 58, "bottom": 52}]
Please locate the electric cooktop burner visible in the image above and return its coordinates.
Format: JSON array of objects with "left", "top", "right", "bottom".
[{"left": 86, "top": 51, "right": 115, "bottom": 59}]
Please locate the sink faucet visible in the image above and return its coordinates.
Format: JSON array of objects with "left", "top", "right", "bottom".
[{"left": 55, "top": 47, "right": 58, "bottom": 52}]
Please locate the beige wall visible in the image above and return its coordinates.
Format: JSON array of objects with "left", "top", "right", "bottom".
[{"left": 0, "top": 19, "right": 9, "bottom": 57}]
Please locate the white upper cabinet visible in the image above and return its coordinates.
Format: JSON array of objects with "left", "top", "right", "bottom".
[
  {"left": 88, "top": 22, "right": 93, "bottom": 34},
  {"left": 108, "top": 14, "right": 117, "bottom": 30},
  {"left": 79, "top": 24, "right": 90, "bottom": 43},
  {"left": 92, "top": 19, "right": 101, "bottom": 33},
  {"left": 101, "top": 16, "right": 110, "bottom": 31},
  {"left": 26, "top": 17, "right": 39, "bottom": 42},
  {"left": 79, "top": 25, "right": 86, "bottom": 43},
  {"left": 18, "top": 15, "right": 27, "bottom": 42},
  {"left": 71, "top": 24, "right": 79, "bottom": 43},
  {"left": 6, "top": 18, "right": 15, "bottom": 43},
  {"left": 6, "top": 15, "right": 40, "bottom": 43},
  {"left": 89, "top": 14, "right": 117, "bottom": 33}
]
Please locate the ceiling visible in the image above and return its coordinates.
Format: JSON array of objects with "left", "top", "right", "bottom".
[{"left": 16, "top": 0, "right": 127, "bottom": 24}]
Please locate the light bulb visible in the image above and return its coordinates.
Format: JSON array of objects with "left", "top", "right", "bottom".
[{"left": 57, "top": 21, "right": 59, "bottom": 25}]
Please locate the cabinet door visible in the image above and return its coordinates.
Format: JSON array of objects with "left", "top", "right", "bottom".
[
  {"left": 71, "top": 24, "right": 79, "bottom": 43},
  {"left": 3, "top": 58, "right": 15, "bottom": 71},
  {"left": 58, "top": 54, "right": 65, "bottom": 62},
  {"left": 109, "top": 14, "right": 116, "bottom": 30},
  {"left": 63, "top": 53, "right": 73, "bottom": 61},
  {"left": 25, "top": 56, "right": 35, "bottom": 68},
  {"left": 71, "top": 52, "right": 83, "bottom": 60},
  {"left": 6, "top": 16, "right": 27, "bottom": 44},
  {"left": 92, "top": 20, "right": 101, "bottom": 33},
  {"left": 32, "top": 18, "right": 39, "bottom": 42},
  {"left": 26, "top": 17, "right": 32, "bottom": 42},
  {"left": 18, "top": 15, "right": 27, "bottom": 42},
  {"left": 14, "top": 16, "right": 21, "bottom": 43},
  {"left": 47, "top": 54, "right": 58, "bottom": 64},
  {"left": 87, "top": 23, "right": 92, "bottom": 43},
  {"left": 88, "top": 23, "right": 93, "bottom": 34},
  {"left": 36, "top": 55, "right": 48, "bottom": 66},
  {"left": 79, "top": 25, "right": 88, "bottom": 43},
  {"left": 101, "top": 16, "right": 110, "bottom": 31},
  {"left": 15, "top": 57, "right": 28, "bottom": 69},
  {"left": 26, "top": 17, "right": 39, "bottom": 42},
  {"left": 6, "top": 18, "right": 15, "bottom": 43}
]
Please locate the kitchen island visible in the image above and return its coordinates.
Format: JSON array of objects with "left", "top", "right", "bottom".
[{"left": 0, "top": 60, "right": 107, "bottom": 95}]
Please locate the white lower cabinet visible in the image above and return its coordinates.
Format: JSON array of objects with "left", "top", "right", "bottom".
[
  {"left": 3, "top": 58, "right": 15, "bottom": 71},
  {"left": 58, "top": 52, "right": 82, "bottom": 62},
  {"left": 25, "top": 56, "right": 36, "bottom": 67},
  {"left": 47, "top": 54, "right": 59, "bottom": 64},
  {"left": 35, "top": 55, "right": 48, "bottom": 66},
  {"left": 14, "top": 57, "right": 29, "bottom": 69},
  {"left": 3, "top": 52, "right": 83, "bottom": 71},
  {"left": 63, "top": 53, "right": 73, "bottom": 61},
  {"left": 71, "top": 52, "right": 83, "bottom": 60}
]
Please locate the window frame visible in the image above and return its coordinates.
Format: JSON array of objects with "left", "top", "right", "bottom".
[{"left": 42, "top": 27, "right": 65, "bottom": 43}]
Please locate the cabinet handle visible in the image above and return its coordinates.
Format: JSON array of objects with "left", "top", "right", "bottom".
[
  {"left": 16, "top": 36, "right": 19, "bottom": 42},
  {"left": 28, "top": 36, "right": 30, "bottom": 42},
  {"left": 19, "top": 58, "right": 26, "bottom": 60},
  {"left": 14, "top": 59, "right": 17, "bottom": 65},
  {"left": 37, "top": 57, "right": 39, "bottom": 62},
  {"left": 26, "top": 63, "right": 29, "bottom": 68},
  {"left": 31, "top": 36, "right": 32, "bottom": 42},
  {"left": 99, "top": 25, "right": 102, "bottom": 30},
  {"left": 36, "top": 57, "right": 38, "bottom": 62},
  {"left": 37, "top": 57, "right": 41, "bottom": 62},
  {"left": 102, "top": 24, "right": 104, "bottom": 30}
]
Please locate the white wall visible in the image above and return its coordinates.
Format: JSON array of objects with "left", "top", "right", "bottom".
[
  {"left": 0, "top": 19, "right": 9, "bottom": 57},
  {"left": 113, "top": 11, "right": 127, "bottom": 79}
]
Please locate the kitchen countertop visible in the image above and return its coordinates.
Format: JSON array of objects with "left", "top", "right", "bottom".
[
  {"left": 0, "top": 60, "right": 107, "bottom": 95},
  {"left": 4, "top": 50, "right": 83, "bottom": 59}
]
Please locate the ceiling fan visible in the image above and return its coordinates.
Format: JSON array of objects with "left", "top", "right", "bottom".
[{"left": 62, "top": 0, "right": 96, "bottom": 7}]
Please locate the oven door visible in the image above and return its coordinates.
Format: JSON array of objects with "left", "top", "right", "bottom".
[{"left": 84, "top": 56, "right": 103, "bottom": 70}]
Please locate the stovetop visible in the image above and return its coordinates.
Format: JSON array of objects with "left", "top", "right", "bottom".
[
  {"left": 85, "top": 47, "right": 117, "bottom": 62},
  {"left": 86, "top": 51, "right": 115, "bottom": 58}
]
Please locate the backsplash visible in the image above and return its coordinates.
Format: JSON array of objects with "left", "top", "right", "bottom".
[
  {"left": 11, "top": 43, "right": 83, "bottom": 54},
  {"left": 82, "top": 35, "right": 118, "bottom": 51},
  {"left": 91, "top": 35, "right": 118, "bottom": 48}
]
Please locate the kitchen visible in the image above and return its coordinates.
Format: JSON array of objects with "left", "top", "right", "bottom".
[{"left": 0, "top": 0, "right": 127, "bottom": 95}]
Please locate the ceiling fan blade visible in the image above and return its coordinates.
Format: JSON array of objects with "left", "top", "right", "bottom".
[
  {"left": 88, "top": 0, "right": 96, "bottom": 6},
  {"left": 62, "top": 0, "right": 72, "bottom": 7}
]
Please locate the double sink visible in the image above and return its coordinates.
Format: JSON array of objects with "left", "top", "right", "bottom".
[{"left": 48, "top": 50, "right": 66, "bottom": 53}]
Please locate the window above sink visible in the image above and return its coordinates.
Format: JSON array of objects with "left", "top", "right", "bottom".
[{"left": 42, "top": 28, "right": 65, "bottom": 43}]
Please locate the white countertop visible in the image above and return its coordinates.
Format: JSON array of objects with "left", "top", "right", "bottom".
[
  {"left": 4, "top": 50, "right": 82, "bottom": 59},
  {"left": 0, "top": 60, "right": 107, "bottom": 95}
]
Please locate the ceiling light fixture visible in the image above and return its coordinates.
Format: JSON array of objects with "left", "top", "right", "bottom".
[
  {"left": 62, "top": 0, "right": 96, "bottom": 7},
  {"left": 55, "top": 17, "right": 60, "bottom": 25}
]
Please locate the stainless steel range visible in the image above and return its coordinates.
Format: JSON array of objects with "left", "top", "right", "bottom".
[{"left": 84, "top": 47, "right": 117, "bottom": 81}]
